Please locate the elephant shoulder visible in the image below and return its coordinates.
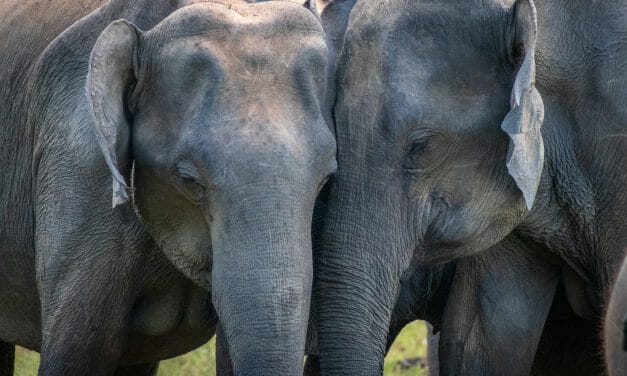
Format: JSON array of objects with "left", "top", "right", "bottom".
[
  {"left": 29, "top": 0, "right": 186, "bottom": 167},
  {"left": 0, "top": 0, "right": 103, "bottom": 82}
]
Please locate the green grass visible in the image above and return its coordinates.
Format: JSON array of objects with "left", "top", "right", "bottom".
[
  {"left": 157, "top": 339, "right": 216, "bottom": 376},
  {"left": 384, "top": 321, "right": 428, "bottom": 376},
  {"left": 14, "top": 321, "right": 427, "bottom": 376}
]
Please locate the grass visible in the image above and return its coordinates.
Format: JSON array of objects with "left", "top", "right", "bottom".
[
  {"left": 384, "top": 321, "right": 428, "bottom": 376},
  {"left": 14, "top": 321, "right": 427, "bottom": 376}
]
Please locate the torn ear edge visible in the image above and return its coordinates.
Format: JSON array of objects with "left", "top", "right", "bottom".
[{"left": 501, "top": 0, "right": 545, "bottom": 211}]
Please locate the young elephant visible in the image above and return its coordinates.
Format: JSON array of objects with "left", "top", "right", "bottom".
[
  {"left": 315, "top": 0, "right": 627, "bottom": 374},
  {"left": 606, "top": 256, "right": 627, "bottom": 375},
  {"left": 0, "top": 0, "right": 334, "bottom": 374}
]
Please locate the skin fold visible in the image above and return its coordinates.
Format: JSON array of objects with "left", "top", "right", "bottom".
[
  {"left": 0, "top": 0, "right": 335, "bottom": 375},
  {"left": 315, "top": 0, "right": 627, "bottom": 375}
]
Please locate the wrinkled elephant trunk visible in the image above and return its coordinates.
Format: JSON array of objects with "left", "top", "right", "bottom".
[
  {"left": 315, "top": 180, "right": 411, "bottom": 375},
  {"left": 210, "top": 197, "right": 312, "bottom": 376}
]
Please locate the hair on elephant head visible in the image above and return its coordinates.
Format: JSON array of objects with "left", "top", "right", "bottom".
[
  {"left": 86, "top": 2, "right": 335, "bottom": 375},
  {"left": 316, "top": 0, "right": 545, "bottom": 373}
]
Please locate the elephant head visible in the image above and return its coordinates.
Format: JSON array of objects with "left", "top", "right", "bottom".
[
  {"left": 316, "top": 0, "right": 544, "bottom": 373},
  {"left": 86, "top": 2, "right": 335, "bottom": 374}
]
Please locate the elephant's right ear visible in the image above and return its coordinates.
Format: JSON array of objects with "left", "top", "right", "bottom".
[
  {"left": 501, "top": 0, "right": 545, "bottom": 210},
  {"left": 86, "top": 20, "right": 141, "bottom": 208}
]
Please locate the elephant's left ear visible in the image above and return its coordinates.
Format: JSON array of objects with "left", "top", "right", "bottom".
[
  {"left": 501, "top": 0, "right": 545, "bottom": 210},
  {"left": 86, "top": 20, "right": 141, "bottom": 208}
]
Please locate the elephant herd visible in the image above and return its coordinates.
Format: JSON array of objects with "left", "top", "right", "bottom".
[{"left": 0, "top": 0, "right": 625, "bottom": 375}]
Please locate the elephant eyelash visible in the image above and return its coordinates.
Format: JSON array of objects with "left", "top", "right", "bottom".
[
  {"left": 403, "top": 131, "right": 449, "bottom": 174},
  {"left": 181, "top": 175, "right": 201, "bottom": 186},
  {"left": 173, "top": 159, "right": 206, "bottom": 202},
  {"left": 175, "top": 160, "right": 202, "bottom": 181}
]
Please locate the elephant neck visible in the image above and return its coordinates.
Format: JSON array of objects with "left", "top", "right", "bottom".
[{"left": 517, "top": 98, "right": 625, "bottom": 305}]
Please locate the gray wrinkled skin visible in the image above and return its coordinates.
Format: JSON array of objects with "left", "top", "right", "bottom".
[
  {"left": 606, "top": 257, "right": 627, "bottom": 376},
  {"left": 316, "top": 0, "right": 627, "bottom": 375},
  {"left": 0, "top": 0, "right": 334, "bottom": 375}
]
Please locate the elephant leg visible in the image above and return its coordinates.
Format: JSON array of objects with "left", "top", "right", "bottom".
[
  {"left": 303, "top": 355, "right": 320, "bottom": 376},
  {"left": 0, "top": 340, "right": 14, "bottom": 376},
  {"left": 385, "top": 261, "right": 452, "bottom": 376},
  {"left": 37, "top": 257, "right": 138, "bottom": 376},
  {"left": 114, "top": 363, "right": 159, "bottom": 376},
  {"left": 427, "top": 327, "right": 439, "bottom": 376},
  {"left": 215, "top": 323, "right": 234, "bottom": 376},
  {"left": 35, "top": 195, "right": 149, "bottom": 375},
  {"left": 439, "top": 237, "right": 560, "bottom": 376},
  {"left": 604, "top": 258, "right": 627, "bottom": 376},
  {"left": 531, "top": 284, "right": 604, "bottom": 376}
]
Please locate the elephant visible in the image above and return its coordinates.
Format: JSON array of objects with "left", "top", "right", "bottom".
[
  {"left": 605, "top": 256, "right": 627, "bottom": 375},
  {"left": 315, "top": 0, "right": 627, "bottom": 374},
  {"left": 0, "top": 0, "right": 335, "bottom": 374},
  {"left": 388, "top": 246, "right": 606, "bottom": 376}
]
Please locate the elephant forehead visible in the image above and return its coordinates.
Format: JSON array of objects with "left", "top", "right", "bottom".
[
  {"left": 381, "top": 54, "right": 510, "bottom": 124},
  {"left": 338, "top": 0, "right": 514, "bottom": 139},
  {"left": 152, "top": 1, "right": 325, "bottom": 48},
  {"left": 156, "top": 36, "right": 326, "bottom": 84},
  {"left": 148, "top": 3, "right": 328, "bottom": 78}
]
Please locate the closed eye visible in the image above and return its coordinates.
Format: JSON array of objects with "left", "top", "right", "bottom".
[
  {"left": 403, "top": 130, "right": 449, "bottom": 174},
  {"left": 174, "top": 159, "right": 206, "bottom": 202}
]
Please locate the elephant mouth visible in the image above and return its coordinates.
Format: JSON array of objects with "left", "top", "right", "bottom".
[
  {"left": 418, "top": 222, "right": 478, "bottom": 264},
  {"left": 158, "top": 241, "right": 213, "bottom": 291},
  {"left": 418, "top": 202, "right": 486, "bottom": 263}
]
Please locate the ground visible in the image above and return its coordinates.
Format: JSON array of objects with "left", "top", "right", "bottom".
[{"left": 14, "top": 321, "right": 428, "bottom": 375}]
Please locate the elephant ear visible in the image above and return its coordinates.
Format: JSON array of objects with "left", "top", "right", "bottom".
[
  {"left": 303, "top": 0, "right": 318, "bottom": 14},
  {"left": 86, "top": 20, "right": 140, "bottom": 208},
  {"left": 501, "top": 0, "right": 545, "bottom": 210}
]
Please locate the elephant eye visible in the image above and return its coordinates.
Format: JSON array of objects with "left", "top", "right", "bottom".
[
  {"left": 174, "top": 160, "right": 206, "bottom": 203},
  {"left": 403, "top": 131, "right": 448, "bottom": 174}
]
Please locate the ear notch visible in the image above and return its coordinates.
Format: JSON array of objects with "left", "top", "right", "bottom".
[
  {"left": 501, "top": 0, "right": 545, "bottom": 210},
  {"left": 86, "top": 20, "right": 141, "bottom": 208}
]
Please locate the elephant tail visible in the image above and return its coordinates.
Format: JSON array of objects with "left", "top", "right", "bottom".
[{"left": 0, "top": 340, "right": 14, "bottom": 376}]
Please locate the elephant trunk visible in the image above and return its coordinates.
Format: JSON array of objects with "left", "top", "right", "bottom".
[
  {"left": 211, "top": 195, "right": 312, "bottom": 376},
  {"left": 315, "top": 179, "right": 410, "bottom": 375}
]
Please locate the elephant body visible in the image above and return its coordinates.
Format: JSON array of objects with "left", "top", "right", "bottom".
[
  {"left": 0, "top": 0, "right": 334, "bottom": 374},
  {"left": 316, "top": 0, "right": 627, "bottom": 374},
  {"left": 388, "top": 251, "right": 606, "bottom": 376},
  {"left": 606, "top": 256, "right": 627, "bottom": 376},
  {"left": 1, "top": 1, "right": 215, "bottom": 369}
]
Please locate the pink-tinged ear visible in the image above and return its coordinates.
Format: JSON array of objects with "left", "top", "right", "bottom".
[
  {"left": 501, "top": 0, "right": 545, "bottom": 210},
  {"left": 86, "top": 20, "right": 141, "bottom": 208}
]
